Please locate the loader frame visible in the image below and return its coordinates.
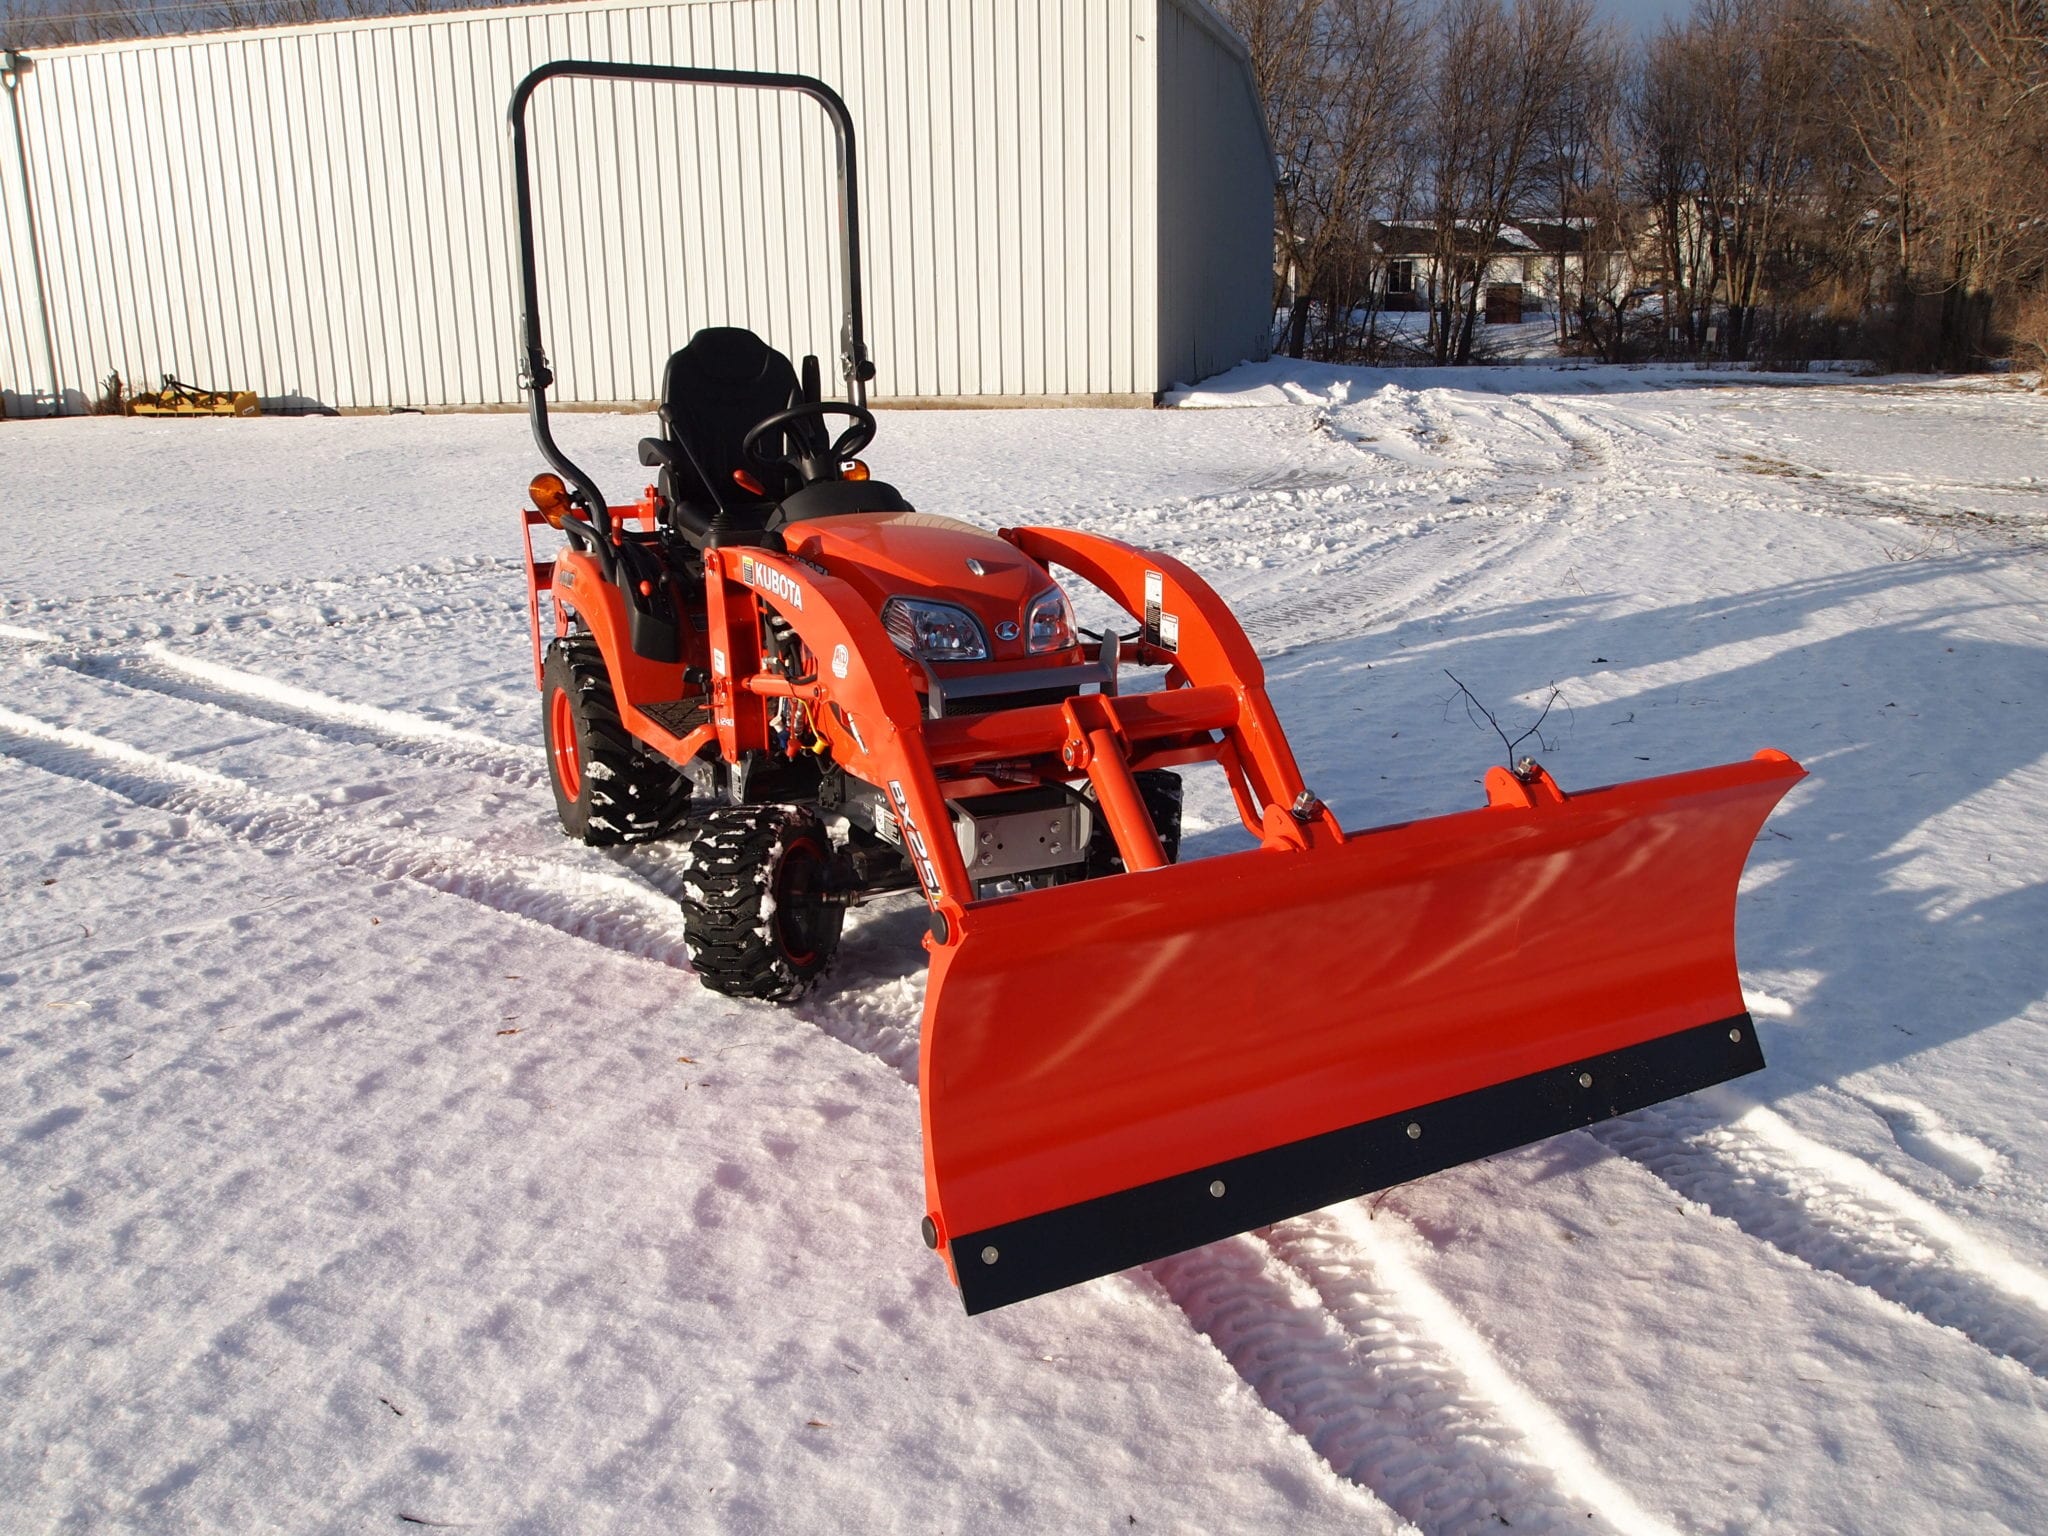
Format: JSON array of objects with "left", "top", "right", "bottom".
[{"left": 521, "top": 497, "right": 1339, "bottom": 921}]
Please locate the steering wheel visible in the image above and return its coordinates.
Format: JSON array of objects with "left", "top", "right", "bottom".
[{"left": 741, "top": 402, "right": 878, "bottom": 485}]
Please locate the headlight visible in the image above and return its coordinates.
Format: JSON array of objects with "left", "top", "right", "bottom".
[
  {"left": 882, "top": 596, "right": 989, "bottom": 661},
  {"left": 1025, "top": 584, "right": 1077, "bottom": 653}
]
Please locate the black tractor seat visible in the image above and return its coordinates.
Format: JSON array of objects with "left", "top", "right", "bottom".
[
  {"left": 651, "top": 326, "right": 909, "bottom": 549},
  {"left": 656, "top": 327, "right": 810, "bottom": 542}
]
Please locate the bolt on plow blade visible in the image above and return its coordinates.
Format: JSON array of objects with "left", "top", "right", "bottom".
[{"left": 921, "top": 750, "right": 1803, "bottom": 1313}]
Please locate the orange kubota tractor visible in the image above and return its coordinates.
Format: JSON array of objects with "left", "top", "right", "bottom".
[{"left": 511, "top": 62, "right": 1804, "bottom": 1313}]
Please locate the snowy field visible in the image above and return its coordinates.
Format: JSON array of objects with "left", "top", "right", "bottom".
[{"left": 3, "top": 363, "right": 2045, "bottom": 1534}]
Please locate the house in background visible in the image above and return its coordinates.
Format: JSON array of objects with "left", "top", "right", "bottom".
[{"left": 1368, "top": 218, "right": 1629, "bottom": 323}]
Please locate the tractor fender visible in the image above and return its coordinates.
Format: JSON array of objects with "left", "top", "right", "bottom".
[{"left": 548, "top": 546, "right": 689, "bottom": 709}]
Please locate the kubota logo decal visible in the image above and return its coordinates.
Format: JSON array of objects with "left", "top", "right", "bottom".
[
  {"left": 739, "top": 554, "right": 804, "bottom": 611},
  {"left": 887, "top": 780, "right": 940, "bottom": 905}
]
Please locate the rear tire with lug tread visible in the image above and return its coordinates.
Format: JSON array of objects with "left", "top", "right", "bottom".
[
  {"left": 542, "top": 638, "right": 691, "bottom": 846},
  {"left": 681, "top": 805, "right": 844, "bottom": 1002}
]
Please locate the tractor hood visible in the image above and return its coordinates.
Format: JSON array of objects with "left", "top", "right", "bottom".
[{"left": 782, "top": 511, "right": 1070, "bottom": 665}]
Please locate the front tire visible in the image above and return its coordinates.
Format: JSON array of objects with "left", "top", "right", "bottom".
[
  {"left": 541, "top": 638, "right": 690, "bottom": 846},
  {"left": 681, "top": 806, "right": 845, "bottom": 1002}
]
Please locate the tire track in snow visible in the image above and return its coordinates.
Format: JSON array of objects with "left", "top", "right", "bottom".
[
  {"left": 10, "top": 629, "right": 934, "bottom": 1055},
  {"left": 1228, "top": 516, "right": 1547, "bottom": 654},
  {"left": 17, "top": 651, "right": 1702, "bottom": 1524},
  {"left": 49, "top": 641, "right": 545, "bottom": 788},
  {"left": 0, "top": 694, "right": 926, "bottom": 1079},
  {"left": 0, "top": 703, "right": 695, "bottom": 971},
  {"left": 22, "top": 635, "right": 720, "bottom": 909},
  {"left": 1184, "top": 391, "right": 1643, "bottom": 653},
  {"left": 1068, "top": 396, "right": 1578, "bottom": 657},
  {"left": 1149, "top": 1206, "right": 1681, "bottom": 1536},
  {"left": 1, "top": 556, "right": 527, "bottom": 642},
  {"left": 1125, "top": 490, "right": 1561, "bottom": 656},
  {"left": 1505, "top": 395, "right": 1623, "bottom": 479},
  {"left": 0, "top": 697, "right": 1652, "bottom": 1531},
  {"left": 1594, "top": 1087, "right": 2048, "bottom": 1377}
]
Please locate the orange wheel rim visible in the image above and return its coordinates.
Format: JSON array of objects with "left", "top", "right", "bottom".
[{"left": 549, "top": 687, "right": 581, "bottom": 801}]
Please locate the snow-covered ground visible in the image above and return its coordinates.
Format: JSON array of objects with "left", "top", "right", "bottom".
[{"left": 3, "top": 363, "right": 2045, "bottom": 1534}]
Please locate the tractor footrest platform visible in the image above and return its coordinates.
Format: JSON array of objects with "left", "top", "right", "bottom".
[
  {"left": 949, "top": 1013, "right": 1762, "bottom": 1314},
  {"left": 638, "top": 698, "right": 711, "bottom": 735}
]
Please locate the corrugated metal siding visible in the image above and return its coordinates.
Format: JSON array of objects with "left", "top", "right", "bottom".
[
  {"left": 1, "top": 90, "right": 52, "bottom": 406},
  {"left": 0, "top": 0, "right": 1182, "bottom": 411},
  {"left": 0, "top": 0, "right": 1268, "bottom": 411},
  {"left": 1154, "top": 0, "right": 1273, "bottom": 390}
]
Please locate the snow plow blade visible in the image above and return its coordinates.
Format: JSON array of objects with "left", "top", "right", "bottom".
[{"left": 921, "top": 750, "right": 1802, "bottom": 1313}]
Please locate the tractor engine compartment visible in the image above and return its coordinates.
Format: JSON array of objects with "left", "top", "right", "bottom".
[
  {"left": 840, "top": 781, "right": 1093, "bottom": 903},
  {"left": 945, "top": 786, "right": 1092, "bottom": 900}
]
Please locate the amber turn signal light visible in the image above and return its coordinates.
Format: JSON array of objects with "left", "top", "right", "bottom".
[
  {"left": 529, "top": 472, "right": 571, "bottom": 528},
  {"left": 842, "top": 460, "right": 870, "bottom": 482}
]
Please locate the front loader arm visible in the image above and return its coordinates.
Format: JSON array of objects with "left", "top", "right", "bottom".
[
  {"left": 699, "top": 546, "right": 974, "bottom": 928},
  {"left": 999, "top": 526, "right": 1324, "bottom": 839}
]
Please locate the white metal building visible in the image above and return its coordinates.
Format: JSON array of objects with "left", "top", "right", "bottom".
[{"left": 0, "top": 0, "right": 1273, "bottom": 414}]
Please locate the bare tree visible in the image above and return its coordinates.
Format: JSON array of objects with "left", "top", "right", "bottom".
[
  {"left": 1624, "top": 0, "right": 1863, "bottom": 362},
  {"left": 1422, "top": 0, "right": 1597, "bottom": 364},
  {"left": 1841, "top": 0, "right": 2048, "bottom": 368},
  {"left": 2013, "top": 290, "right": 2048, "bottom": 381},
  {"left": 1532, "top": 24, "right": 1626, "bottom": 344},
  {"left": 1223, "top": 0, "right": 1427, "bottom": 359},
  {"left": 1566, "top": 55, "right": 1654, "bottom": 361},
  {"left": 1684, "top": 0, "right": 1838, "bottom": 359},
  {"left": 1631, "top": 25, "right": 1715, "bottom": 354}
]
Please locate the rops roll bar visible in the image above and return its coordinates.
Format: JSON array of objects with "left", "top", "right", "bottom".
[{"left": 507, "top": 60, "right": 875, "bottom": 544}]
